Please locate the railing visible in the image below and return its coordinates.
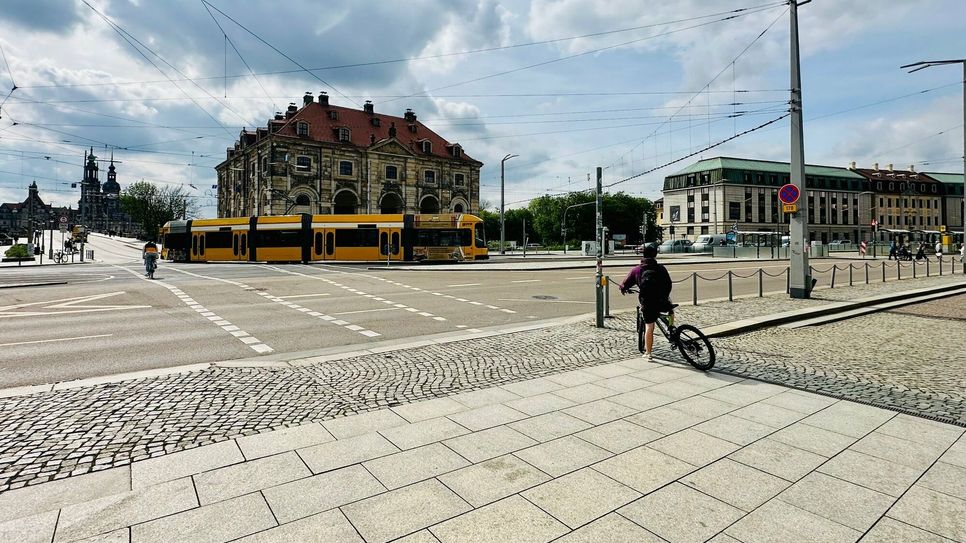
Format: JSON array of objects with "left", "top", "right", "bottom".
[{"left": 603, "top": 257, "right": 963, "bottom": 307}]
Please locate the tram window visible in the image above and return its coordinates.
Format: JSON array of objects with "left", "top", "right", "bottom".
[
  {"left": 326, "top": 232, "right": 334, "bottom": 255},
  {"left": 191, "top": 235, "right": 197, "bottom": 256},
  {"left": 414, "top": 228, "right": 471, "bottom": 247},
  {"left": 199, "top": 235, "right": 206, "bottom": 255},
  {"left": 391, "top": 232, "right": 400, "bottom": 254},
  {"left": 232, "top": 234, "right": 239, "bottom": 256},
  {"left": 475, "top": 224, "right": 486, "bottom": 248},
  {"left": 380, "top": 232, "right": 389, "bottom": 255},
  {"left": 335, "top": 228, "right": 379, "bottom": 247},
  {"left": 314, "top": 232, "right": 324, "bottom": 254},
  {"left": 255, "top": 229, "right": 301, "bottom": 247},
  {"left": 240, "top": 234, "right": 247, "bottom": 255},
  {"left": 205, "top": 231, "right": 232, "bottom": 249},
  {"left": 165, "top": 233, "right": 189, "bottom": 250}
]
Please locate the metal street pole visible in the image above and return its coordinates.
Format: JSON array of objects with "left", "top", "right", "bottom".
[
  {"left": 788, "top": 0, "right": 812, "bottom": 299},
  {"left": 499, "top": 153, "right": 518, "bottom": 254},
  {"left": 900, "top": 58, "right": 966, "bottom": 252},
  {"left": 595, "top": 166, "right": 604, "bottom": 328}
]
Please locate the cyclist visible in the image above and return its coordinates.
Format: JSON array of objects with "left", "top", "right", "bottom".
[
  {"left": 619, "top": 243, "right": 673, "bottom": 361},
  {"left": 143, "top": 240, "right": 159, "bottom": 279}
]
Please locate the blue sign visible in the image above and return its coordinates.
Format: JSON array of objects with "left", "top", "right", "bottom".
[{"left": 726, "top": 232, "right": 736, "bottom": 242}]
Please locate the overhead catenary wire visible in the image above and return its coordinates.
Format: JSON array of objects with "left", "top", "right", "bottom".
[
  {"left": 201, "top": 0, "right": 277, "bottom": 113},
  {"left": 80, "top": 0, "right": 253, "bottom": 135},
  {"left": 201, "top": 0, "right": 360, "bottom": 108},
  {"left": 382, "top": 3, "right": 784, "bottom": 105}
]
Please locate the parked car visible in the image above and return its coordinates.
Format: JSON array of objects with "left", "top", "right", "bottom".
[
  {"left": 692, "top": 234, "right": 732, "bottom": 253},
  {"left": 657, "top": 239, "right": 692, "bottom": 253}
]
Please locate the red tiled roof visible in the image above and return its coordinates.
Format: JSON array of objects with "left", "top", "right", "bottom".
[{"left": 273, "top": 102, "right": 481, "bottom": 165}]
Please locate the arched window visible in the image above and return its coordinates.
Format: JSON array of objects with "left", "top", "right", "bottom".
[
  {"left": 295, "top": 194, "right": 310, "bottom": 206},
  {"left": 420, "top": 196, "right": 440, "bottom": 214}
]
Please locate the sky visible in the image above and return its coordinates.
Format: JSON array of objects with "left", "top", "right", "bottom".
[{"left": 0, "top": 0, "right": 964, "bottom": 217}]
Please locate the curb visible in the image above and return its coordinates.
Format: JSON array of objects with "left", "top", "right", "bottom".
[
  {"left": 703, "top": 281, "right": 966, "bottom": 338},
  {"left": 365, "top": 257, "right": 798, "bottom": 272},
  {"left": 0, "top": 282, "right": 68, "bottom": 289}
]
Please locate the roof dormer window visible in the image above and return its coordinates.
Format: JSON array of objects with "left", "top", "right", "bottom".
[
  {"left": 450, "top": 145, "right": 462, "bottom": 158},
  {"left": 296, "top": 122, "right": 309, "bottom": 137},
  {"left": 421, "top": 140, "right": 432, "bottom": 154},
  {"left": 338, "top": 128, "right": 350, "bottom": 142},
  {"left": 327, "top": 110, "right": 338, "bottom": 121}
]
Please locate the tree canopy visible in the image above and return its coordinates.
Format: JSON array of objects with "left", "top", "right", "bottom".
[{"left": 120, "top": 181, "right": 197, "bottom": 240}]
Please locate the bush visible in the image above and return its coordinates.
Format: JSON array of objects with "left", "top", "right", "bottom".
[{"left": 4, "top": 244, "right": 29, "bottom": 258}]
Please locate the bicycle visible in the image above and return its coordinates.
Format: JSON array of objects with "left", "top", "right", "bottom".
[
  {"left": 626, "top": 287, "right": 716, "bottom": 371},
  {"left": 53, "top": 251, "right": 68, "bottom": 264}
]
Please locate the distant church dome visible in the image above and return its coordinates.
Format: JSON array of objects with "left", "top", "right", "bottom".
[{"left": 103, "top": 159, "right": 121, "bottom": 194}]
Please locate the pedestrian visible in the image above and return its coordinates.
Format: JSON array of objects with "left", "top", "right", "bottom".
[
  {"left": 619, "top": 243, "right": 673, "bottom": 362},
  {"left": 915, "top": 242, "right": 926, "bottom": 261},
  {"left": 935, "top": 241, "right": 943, "bottom": 261},
  {"left": 960, "top": 243, "right": 965, "bottom": 260},
  {"left": 888, "top": 239, "right": 897, "bottom": 260}
]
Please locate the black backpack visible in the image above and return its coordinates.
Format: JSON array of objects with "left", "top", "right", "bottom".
[{"left": 637, "top": 268, "right": 663, "bottom": 300}]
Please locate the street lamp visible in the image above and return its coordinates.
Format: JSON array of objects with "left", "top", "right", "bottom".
[
  {"left": 500, "top": 153, "right": 518, "bottom": 254},
  {"left": 901, "top": 59, "right": 966, "bottom": 250}
]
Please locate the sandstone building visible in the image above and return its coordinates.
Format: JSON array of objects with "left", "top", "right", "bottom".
[{"left": 215, "top": 93, "right": 483, "bottom": 217}]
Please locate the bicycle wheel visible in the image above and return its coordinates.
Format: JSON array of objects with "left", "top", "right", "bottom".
[
  {"left": 636, "top": 307, "right": 645, "bottom": 353},
  {"left": 673, "top": 324, "right": 715, "bottom": 371}
]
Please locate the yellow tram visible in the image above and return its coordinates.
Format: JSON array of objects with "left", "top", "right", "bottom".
[{"left": 160, "top": 213, "right": 487, "bottom": 263}]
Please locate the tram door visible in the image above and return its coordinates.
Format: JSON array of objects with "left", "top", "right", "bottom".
[{"left": 379, "top": 228, "right": 401, "bottom": 261}]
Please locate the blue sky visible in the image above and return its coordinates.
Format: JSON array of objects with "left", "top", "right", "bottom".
[{"left": 0, "top": 0, "right": 963, "bottom": 217}]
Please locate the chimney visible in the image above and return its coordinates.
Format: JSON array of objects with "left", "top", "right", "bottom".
[
  {"left": 887, "top": 163, "right": 893, "bottom": 171},
  {"left": 873, "top": 162, "right": 879, "bottom": 170},
  {"left": 909, "top": 164, "right": 915, "bottom": 172},
  {"left": 404, "top": 108, "right": 416, "bottom": 122},
  {"left": 286, "top": 103, "right": 297, "bottom": 119},
  {"left": 364, "top": 100, "right": 374, "bottom": 114},
  {"left": 849, "top": 161, "right": 856, "bottom": 170},
  {"left": 274, "top": 112, "right": 284, "bottom": 121},
  {"left": 318, "top": 92, "right": 329, "bottom": 106},
  {"left": 303, "top": 92, "right": 314, "bottom": 106}
]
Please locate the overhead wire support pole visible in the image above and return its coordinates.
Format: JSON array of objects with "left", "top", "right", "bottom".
[
  {"left": 595, "top": 166, "right": 604, "bottom": 328},
  {"left": 500, "top": 153, "right": 517, "bottom": 254},
  {"left": 788, "top": 0, "right": 812, "bottom": 299}
]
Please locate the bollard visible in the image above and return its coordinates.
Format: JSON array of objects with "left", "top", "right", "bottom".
[
  {"left": 882, "top": 262, "right": 886, "bottom": 283},
  {"left": 897, "top": 261, "right": 902, "bottom": 280},
  {"left": 831, "top": 267, "right": 837, "bottom": 289},
  {"left": 692, "top": 273, "right": 698, "bottom": 306},
  {"left": 865, "top": 263, "right": 869, "bottom": 284},
  {"left": 849, "top": 265, "right": 853, "bottom": 286},
  {"left": 926, "top": 258, "right": 930, "bottom": 277},
  {"left": 939, "top": 258, "right": 943, "bottom": 276},
  {"left": 913, "top": 260, "right": 917, "bottom": 279},
  {"left": 786, "top": 267, "right": 790, "bottom": 293},
  {"left": 604, "top": 276, "right": 612, "bottom": 318},
  {"left": 758, "top": 268, "right": 763, "bottom": 297},
  {"left": 727, "top": 271, "right": 733, "bottom": 301}
]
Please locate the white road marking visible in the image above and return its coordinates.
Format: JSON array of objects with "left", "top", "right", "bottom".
[
  {"left": 447, "top": 283, "right": 481, "bottom": 287},
  {"left": 565, "top": 276, "right": 591, "bottom": 280},
  {"left": 0, "top": 334, "right": 113, "bottom": 348},
  {"left": 0, "top": 292, "right": 150, "bottom": 319},
  {"left": 332, "top": 307, "right": 400, "bottom": 316},
  {"left": 359, "top": 330, "right": 381, "bottom": 337},
  {"left": 511, "top": 279, "right": 541, "bottom": 283},
  {"left": 277, "top": 293, "right": 332, "bottom": 299},
  {"left": 112, "top": 265, "right": 273, "bottom": 354}
]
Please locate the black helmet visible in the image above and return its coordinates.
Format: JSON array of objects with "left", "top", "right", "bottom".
[{"left": 640, "top": 243, "right": 658, "bottom": 259}]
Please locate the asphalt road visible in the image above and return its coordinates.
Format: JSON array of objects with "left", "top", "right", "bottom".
[{"left": 0, "top": 234, "right": 883, "bottom": 388}]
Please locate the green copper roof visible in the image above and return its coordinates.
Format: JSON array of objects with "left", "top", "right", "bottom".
[
  {"left": 671, "top": 156, "right": 864, "bottom": 179},
  {"left": 924, "top": 172, "right": 964, "bottom": 185}
]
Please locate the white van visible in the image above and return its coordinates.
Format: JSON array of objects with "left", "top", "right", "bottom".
[{"left": 692, "top": 234, "right": 731, "bottom": 253}]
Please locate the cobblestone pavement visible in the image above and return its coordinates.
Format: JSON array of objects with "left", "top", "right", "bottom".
[{"left": 0, "top": 275, "right": 962, "bottom": 493}]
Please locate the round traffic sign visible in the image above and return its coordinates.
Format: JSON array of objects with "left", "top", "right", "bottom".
[
  {"left": 59, "top": 216, "right": 68, "bottom": 224},
  {"left": 778, "top": 184, "right": 800, "bottom": 204}
]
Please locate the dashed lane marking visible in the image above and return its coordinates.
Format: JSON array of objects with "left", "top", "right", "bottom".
[
  {"left": 511, "top": 279, "right": 541, "bottom": 283},
  {"left": 112, "top": 265, "right": 272, "bottom": 354},
  {"left": 166, "top": 265, "right": 381, "bottom": 339},
  {"left": 277, "top": 293, "right": 332, "bottom": 299},
  {"left": 447, "top": 283, "right": 481, "bottom": 287}
]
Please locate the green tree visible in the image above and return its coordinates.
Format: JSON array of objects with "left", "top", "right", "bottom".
[
  {"left": 522, "top": 192, "right": 657, "bottom": 246},
  {"left": 121, "top": 181, "right": 198, "bottom": 240}
]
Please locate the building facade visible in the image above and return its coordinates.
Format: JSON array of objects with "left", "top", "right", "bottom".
[
  {"left": 216, "top": 93, "right": 483, "bottom": 218},
  {"left": 0, "top": 181, "right": 73, "bottom": 241},
  {"left": 661, "top": 157, "right": 964, "bottom": 244},
  {"left": 77, "top": 149, "right": 128, "bottom": 233}
]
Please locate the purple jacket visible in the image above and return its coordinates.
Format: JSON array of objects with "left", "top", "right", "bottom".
[{"left": 619, "top": 258, "right": 672, "bottom": 300}]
